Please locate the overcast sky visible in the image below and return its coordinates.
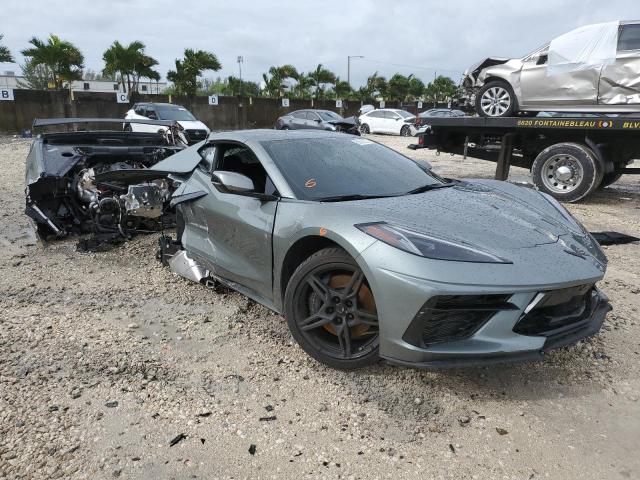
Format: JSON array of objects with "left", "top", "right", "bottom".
[{"left": 0, "top": 0, "right": 637, "bottom": 88}]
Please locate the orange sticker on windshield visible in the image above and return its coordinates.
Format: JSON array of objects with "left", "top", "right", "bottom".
[
  {"left": 319, "top": 227, "right": 327, "bottom": 236},
  {"left": 305, "top": 179, "right": 317, "bottom": 188}
]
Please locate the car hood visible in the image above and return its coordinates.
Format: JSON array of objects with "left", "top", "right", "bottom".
[
  {"left": 464, "top": 57, "right": 511, "bottom": 78},
  {"left": 177, "top": 120, "right": 210, "bottom": 132},
  {"left": 340, "top": 180, "right": 578, "bottom": 251}
]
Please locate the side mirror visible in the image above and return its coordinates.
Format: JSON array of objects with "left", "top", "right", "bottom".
[
  {"left": 316, "top": 118, "right": 322, "bottom": 123},
  {"left": 395, "top": 117, "right": 401, "bottom": 121},
  {"left": 212, "top": 170, "right": 255, "bottom": 193},
  {"left": 211, "top": 170, "right": 278, "bottom": 202}
]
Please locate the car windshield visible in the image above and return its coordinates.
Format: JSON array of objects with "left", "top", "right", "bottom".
[
  {"left": 396, "top": 110, "right": 415, "bottom": 118},
  {"left": 317, "top": 111, "right": 343, "bottom": 121},
  {"left": 261, "top": 137, "right": 441, "bottom": 200},
  {"left": 156, "top": 105, "right": 196, "bottom": 121}
]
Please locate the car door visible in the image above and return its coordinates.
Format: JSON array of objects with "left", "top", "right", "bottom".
[
  {"left": 598, "top": 23, "right": 640, "bottom": 105},
  {"left": 385, "top": 111, "right": 404, "bottom": 134},
  {"left": 289, "top": 111, "right": 306, "bottom": 129},
  {"left": 519, "top": 46, "right": 599, "bottom": 107},
  {"left": 181, "top": 142, "right": 277, "bottom": 302},
  {"left": 305, "top": 111, "right": 323, "bottom": 129},
  {"left": 364, "top": 111, "right": 384, "bottom": 133}
]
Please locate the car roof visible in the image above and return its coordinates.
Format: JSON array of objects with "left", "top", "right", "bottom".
[
  {"left": 208, "top": 129, "right": 343, "bottom": 143},
  {"left": 134, "top": 102, "right": 185, "bottom": 108}
]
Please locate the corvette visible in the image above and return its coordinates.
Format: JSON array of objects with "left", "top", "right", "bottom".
[{"left": 146, "top": 129, "right": 610, "bottom": 369}]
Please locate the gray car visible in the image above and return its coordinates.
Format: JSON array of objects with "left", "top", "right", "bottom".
[
  {"left": 458, "top": 20, "right": 640, "bottom": 117},
  {"left": 276, "top": 109, "right": 344, "bottom": 131},
  {"left": 154, "top": 129, "right": 611, "bottom": 369}
]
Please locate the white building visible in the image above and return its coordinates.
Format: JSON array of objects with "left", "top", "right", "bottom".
[{"left": 0, "top": 71, "right": 167, "bottom": 94}]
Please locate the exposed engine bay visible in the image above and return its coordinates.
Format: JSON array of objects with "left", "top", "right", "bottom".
[{"left": 25, "top": 121, "right": 187, "bottom": 249}]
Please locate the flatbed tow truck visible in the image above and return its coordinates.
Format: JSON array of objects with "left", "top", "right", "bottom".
[{"left": 408, "top": 116, "right": 640, "bottom": 202}]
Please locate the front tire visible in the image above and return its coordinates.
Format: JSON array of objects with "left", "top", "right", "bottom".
[
  {"left": 400, "top": 125, "right": 411, "bottom": 136},
  {"left": 531, "top": 142, "right": 603, "bottom": 202},
  {"left": 476, "top": 81, "right": 517, "bottom": 117},
  {"left": 284, "top": 248, "right": 379, "bottom": 369}
]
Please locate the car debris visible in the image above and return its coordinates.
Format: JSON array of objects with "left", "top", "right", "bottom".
[
  {"left": 169, "top": 433, "right": 187, "bottom": 447},
  {"left": 25, "top": 118, "right": 188, "bottom": 250}
]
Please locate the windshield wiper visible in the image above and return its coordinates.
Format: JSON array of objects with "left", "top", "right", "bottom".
[
  {"left": 316, "top": 194, "right": 398, "bottom": 202},
  {"left": 406, "top": 182, "right": 455, "bottom": 195}
]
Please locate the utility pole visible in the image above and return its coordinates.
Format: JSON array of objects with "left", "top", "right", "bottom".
[
  {"left": 237, "top": 56, "right": 243, "bottom": 96},
  {"left": 347, "top": 55, "right": 364, "bottom": 89}
]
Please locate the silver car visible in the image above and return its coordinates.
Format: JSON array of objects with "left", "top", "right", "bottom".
[
  {"left": 155, "top": 130, "right": 610, "bottom": 369},
  {"left": 459, "top": 21, "right": 640, "bottom": 117}
]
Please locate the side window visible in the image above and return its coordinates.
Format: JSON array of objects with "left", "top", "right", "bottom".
[
  {"left": 146, "top": 108, "right": 158, "bottom": 120},
  {"left": 214, "top": 143, "right": 273, "bottom": 194},
  {"left": 369, "top": 111, "right": 384, "bottom": 118},
  {"left": 383, "top": 111, "right": 398, "bottom": 119},
  {"left": 134, "top": 105, "right": 146, "bottom": 116},
  {"left": 618, "top": 24, "right": 640, "bottom": 51},
  {"left": 306, "top": 111, "right": 320, "bottom": 121},
  {"left": 291, "top": 111, "right": 306, "bottom": 119}
]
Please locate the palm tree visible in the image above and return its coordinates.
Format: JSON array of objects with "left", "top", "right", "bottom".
[
  {"left": 0, "top": 34, "right": 13, "bottom": 63},
  {"left": 333, "top": 77, "right": 352, "bottom": 99},
  {"left": 365, "top": 71, "right": 387, "bottom": 100},
  {"left": 261, "top": 65, "right": 299, "bottom": 97},
  {"left": 424, "top": 75, "right": 457, "bottom": 106},
  {"left": 103, "top": 41, "right": 159, "bottom": 94},
  {"left": 21, "top": 34, "right": 84, "bottom": 89},
  {"left": 167, "top": 49, "right": 222, "bottom": 96},
  {"left": 295, "top": 73, "right": 314, "bottom": 99},
  {"left": 308, "top": 63, "right": 336, "bottom": 99}
]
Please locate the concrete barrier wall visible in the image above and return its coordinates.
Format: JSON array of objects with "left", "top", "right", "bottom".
[{"left": 0, "top": 89, "right": 441, "bottom": 133}]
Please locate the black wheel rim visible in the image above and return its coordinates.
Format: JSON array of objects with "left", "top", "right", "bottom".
[{"left": 293, "top": 263, "right": 379, "bottom": 361}]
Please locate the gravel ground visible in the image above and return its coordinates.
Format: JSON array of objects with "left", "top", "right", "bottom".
[{"left": 0, "top": 134, "right": 639, "bottom": 480}]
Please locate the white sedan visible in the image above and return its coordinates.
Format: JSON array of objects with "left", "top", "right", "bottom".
[
  {"left": 358, "top": 108, "right": 416, "bottom": 136},
  {"left": 124, "top": 102, "right": 210, "bottom": 144}
]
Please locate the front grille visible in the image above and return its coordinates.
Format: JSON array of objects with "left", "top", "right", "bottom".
[
  {"left": 185, "top": 129, "right": 207, "bottom": 143},
  {"left": 403, "top": 294, "right": 516, "bottom": 347},
  {"left": 514, "top": 284, "right": 596, "bottom": 337}
]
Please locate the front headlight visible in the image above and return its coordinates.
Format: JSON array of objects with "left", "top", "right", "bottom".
[{"left": 356, "top": 222, "right": 511, "bottom": 264}]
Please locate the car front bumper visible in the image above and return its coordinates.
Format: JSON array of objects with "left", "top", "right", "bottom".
[{"left": 357, "top": 240, "right": 610, "bottom": 368}]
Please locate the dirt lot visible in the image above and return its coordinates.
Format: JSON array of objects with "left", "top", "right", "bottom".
[{"left": 1, "top": 134, "right": 639, "bottom": 480}]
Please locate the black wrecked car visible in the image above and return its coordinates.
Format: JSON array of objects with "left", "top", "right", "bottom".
[{"left": 25, "top": 118, "right": 187, "bottom": 249}]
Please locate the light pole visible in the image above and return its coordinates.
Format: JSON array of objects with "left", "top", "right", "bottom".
[
  {"left": 237, "top": 56, "right": 243, "bottom": 96},
  {"left": 347, "top": 55, "right": 364, "bottom": 89}
]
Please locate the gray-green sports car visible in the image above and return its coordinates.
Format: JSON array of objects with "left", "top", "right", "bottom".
[{"left": 151, "top": 129, "right": 611, "bottom": 369}]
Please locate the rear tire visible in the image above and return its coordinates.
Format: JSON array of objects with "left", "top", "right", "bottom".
[
  {"left": 476, "top": 81, "right": 517, "bottom": 117},
  {"left": 531, "top": 142, "right": 603, "bottom": 202},
  {"left": 284, "top": 247, "right": 379, "bottom": 370},
  {"left": 359, "top": 123, "right": 370, "bottom": 134},
  {"left": 400, "top": 125, "right": 411, "bottom": 136}
]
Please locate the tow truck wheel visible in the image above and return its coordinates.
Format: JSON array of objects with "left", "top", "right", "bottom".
[
  {"left": 476, "top": 81, "right": 517, "bottom": 117},
  {"left": 531, "top": 142, "right": 603, "bottom": 202}
]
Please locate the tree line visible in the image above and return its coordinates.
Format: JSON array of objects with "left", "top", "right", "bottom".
[{"left": 0, "top": 33, "right": 457, "bottom": 102}]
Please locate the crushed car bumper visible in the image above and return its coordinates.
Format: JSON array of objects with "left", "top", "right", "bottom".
[{"left": 357, "top": 241, "right": 610, "bottom": 368}]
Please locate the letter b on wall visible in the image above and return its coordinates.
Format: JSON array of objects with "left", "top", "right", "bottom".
[{"left": 0, "top": 89, "right": 15, "bottom": 101}]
